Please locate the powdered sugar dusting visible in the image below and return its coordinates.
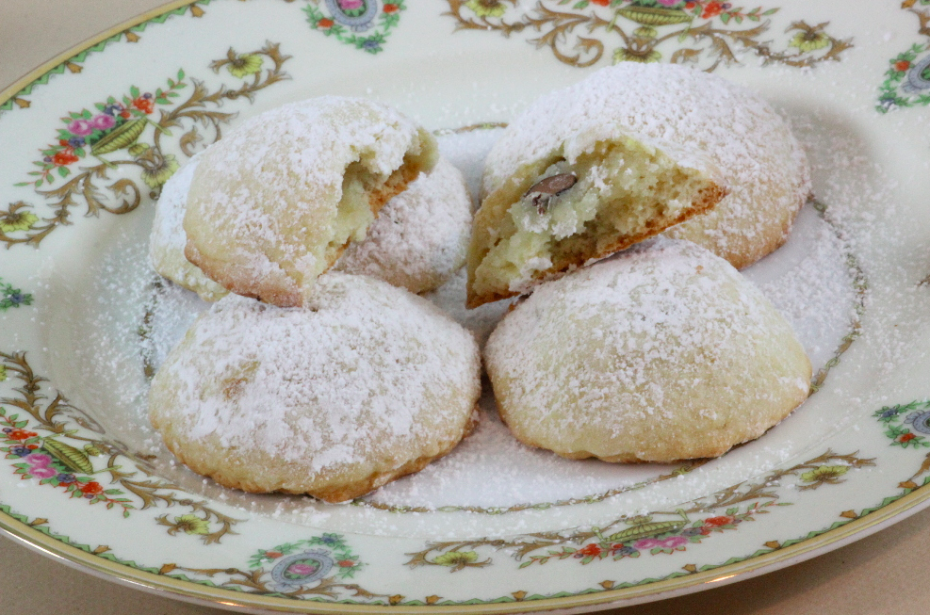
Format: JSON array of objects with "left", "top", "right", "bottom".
[
  {"left": 437, "top": 127, "right": 505, "bottom": 204},
  {"left": 424, "top": 268, "right": 513, "bottom": 349},
  {"left": 484, "top": 238, "right": 808, "bottom": 453},
  {"left": 184, "top": 96, "right": 432, "bottom": 299},
  {"left": 149, "top": 154, "right": 199, "bottom": 261},
  {"left": 152, "top": 274, "right": 480, "bottom": 474},
  {"left": 483, "top": 63, "right": 809, "bottom": 267},
  {"left": 148, "top": 153, "right": 228, "bottom": 300},
  {"left": 138, "top": 127, "right": 859, "bottom": 512},
  {"left": 335, "top": 158, "right": 473, "bottom": 293},
  {"left": 743, "top": 204, "right": 859, "bottom": 373}
]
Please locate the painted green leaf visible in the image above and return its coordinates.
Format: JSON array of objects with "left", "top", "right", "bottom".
[
  {"left": 607, "top": 520, "right": 686, "bottom": 542},
  {"left": 130, "top": 85, "right": 140, "bottom": 98},
  {"left": 90, "top": 118, "right": 147, "bottom": 155},
  {"left": 43, "top": 438, "right": 94, "bottom": 474}
]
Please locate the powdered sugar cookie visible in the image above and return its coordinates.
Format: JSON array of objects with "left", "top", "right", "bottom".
[
  {"left": 483, "top": 63, "right": 810, "bottom": 272},
  {"left": 148, "top": 273, "right": 481, "bottom": 502},
  {"left": 335, "top": 158, "right": 472, "bottom": 294},
  {"left": 484, "top": 238, "right": 811, "bottom": 463},
  {"left": 148, "top": 154, "right": 228, "bottom": 302},
  {"left": 184, "top": 96, "right": 438, "bottom": 308},
  {"left": 467, "top": 128, "right": 727, "bottom": 307}
]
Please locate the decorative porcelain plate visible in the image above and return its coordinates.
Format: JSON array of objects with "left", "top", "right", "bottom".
[{"left": 2, "top": 0, "right": 930, "bottom": 613}]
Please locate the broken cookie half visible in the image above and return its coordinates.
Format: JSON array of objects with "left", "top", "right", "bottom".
[
  {"left": 466, "top": 128, "right": 728, "bottom": 308},
  {"left": 184, "top": 96, "right": 438, "bottom": 308}
]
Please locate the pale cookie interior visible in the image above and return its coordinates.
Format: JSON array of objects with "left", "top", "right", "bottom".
[{"left": 467, "top": 136, "right": 726, "bottom": 308}]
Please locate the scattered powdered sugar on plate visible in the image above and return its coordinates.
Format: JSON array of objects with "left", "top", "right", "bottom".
[
  {"left": 368, "top": 387, "right": 680, "bottom": 509},
  {"left": 424, "top": 268, "right": 513, "bottom": 349},
  {"left": 435, "top": 126, "right": 505, "bottom": 204},
  {"left": 742, "top": 204, "right": 860, "bottom": 373}
]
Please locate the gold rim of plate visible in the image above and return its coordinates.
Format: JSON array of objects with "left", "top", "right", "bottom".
[{"left": 2, "top": 487, "right": 929, "bottom": 613}]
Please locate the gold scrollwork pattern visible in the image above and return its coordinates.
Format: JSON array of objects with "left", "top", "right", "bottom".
[{"left": 444, "top": 0, "right": 851, "bottom": 72}]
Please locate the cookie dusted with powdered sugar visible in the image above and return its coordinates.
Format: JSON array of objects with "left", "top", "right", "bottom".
[
  {"left": 148, "top": 154, "right": 228, "bottom": 302},
  {"left": 484, "top": 238, "right": 811, "bottom": 463},
  {"left": 482, "top": 63, "right": 810, "bottom": 272},
  {"left": 184, "top": 96, "right": 438, "bottom": 308},
  {"left": 335, "top": 158, "right": 473, "bottom": 294},
  {"left": 148, "top": 273, "right": 481, "bottom": 503}
]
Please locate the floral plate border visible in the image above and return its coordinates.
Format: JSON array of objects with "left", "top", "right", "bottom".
[{"left": 1, "top": 1, "right": 929, "bottom": 613}]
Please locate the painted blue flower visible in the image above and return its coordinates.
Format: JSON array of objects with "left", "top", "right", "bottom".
[
  {"left": 10, "top": 445, "right": 30, "bottom": 457},
  {"left": 879, "top": 407, "right": 901, "bottom": 419},
  {"left": 56, "top": 473, "right": 75, "bottom": 484},
  {"left": 318, "top": 533, "right": 341, "bottom": 545},
  {"left": 67, "top": 137, "right": 85, "bottom": 148},
  {"left": 905, "top": 411, "right": 930, "bottom": 434},
  {"left": 2, "top": 428, "right": 11, "bottom": 434},
  {"left": 360, "top": 39, "right": 382, "bottom": 51},
  {"left": 103, "top": 103, "right": 124, "bottom": 116},
  {"left": 611, "top": 545, "right": 639, "bottom": 557}
]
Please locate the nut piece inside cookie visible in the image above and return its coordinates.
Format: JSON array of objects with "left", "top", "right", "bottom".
[{"left": 526, "top": 173, "right": 577, "bottom": 214}]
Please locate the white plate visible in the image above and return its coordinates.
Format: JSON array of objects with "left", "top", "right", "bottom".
[{"left": 1, "top": 1, "right": 930, "bottom": 613}]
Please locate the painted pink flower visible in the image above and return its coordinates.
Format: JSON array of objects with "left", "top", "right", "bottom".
[
  {"left": 31, "top": 466, "right": 58, "bottom": 479},
  {"left": 634, "top": 536, "right": 688, "bottom": 550},
  {"left": 339, "top": 0, "right": 364, "bottom": 10},
  {"left": 90, "top": 114, "right": 116, "bottom": 130},
  {"left": 25, "top": 453, "right": 52, "bottom": 466},
  {"left": 656, "top": 0, "right": 681, "bottom": 5},
  {"left": 68, "top": 119, "right": 95, "bottom": 136},
  {"left": 288, "top": 563, "right": 318, "bottom": 576},
  {"left": 24, "top": 453, "right": 58, "bottom": 479}
]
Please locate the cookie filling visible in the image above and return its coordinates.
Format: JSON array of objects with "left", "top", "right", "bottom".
[{"left": 468, "top": 135, "right": 727, "bottom": 307}]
